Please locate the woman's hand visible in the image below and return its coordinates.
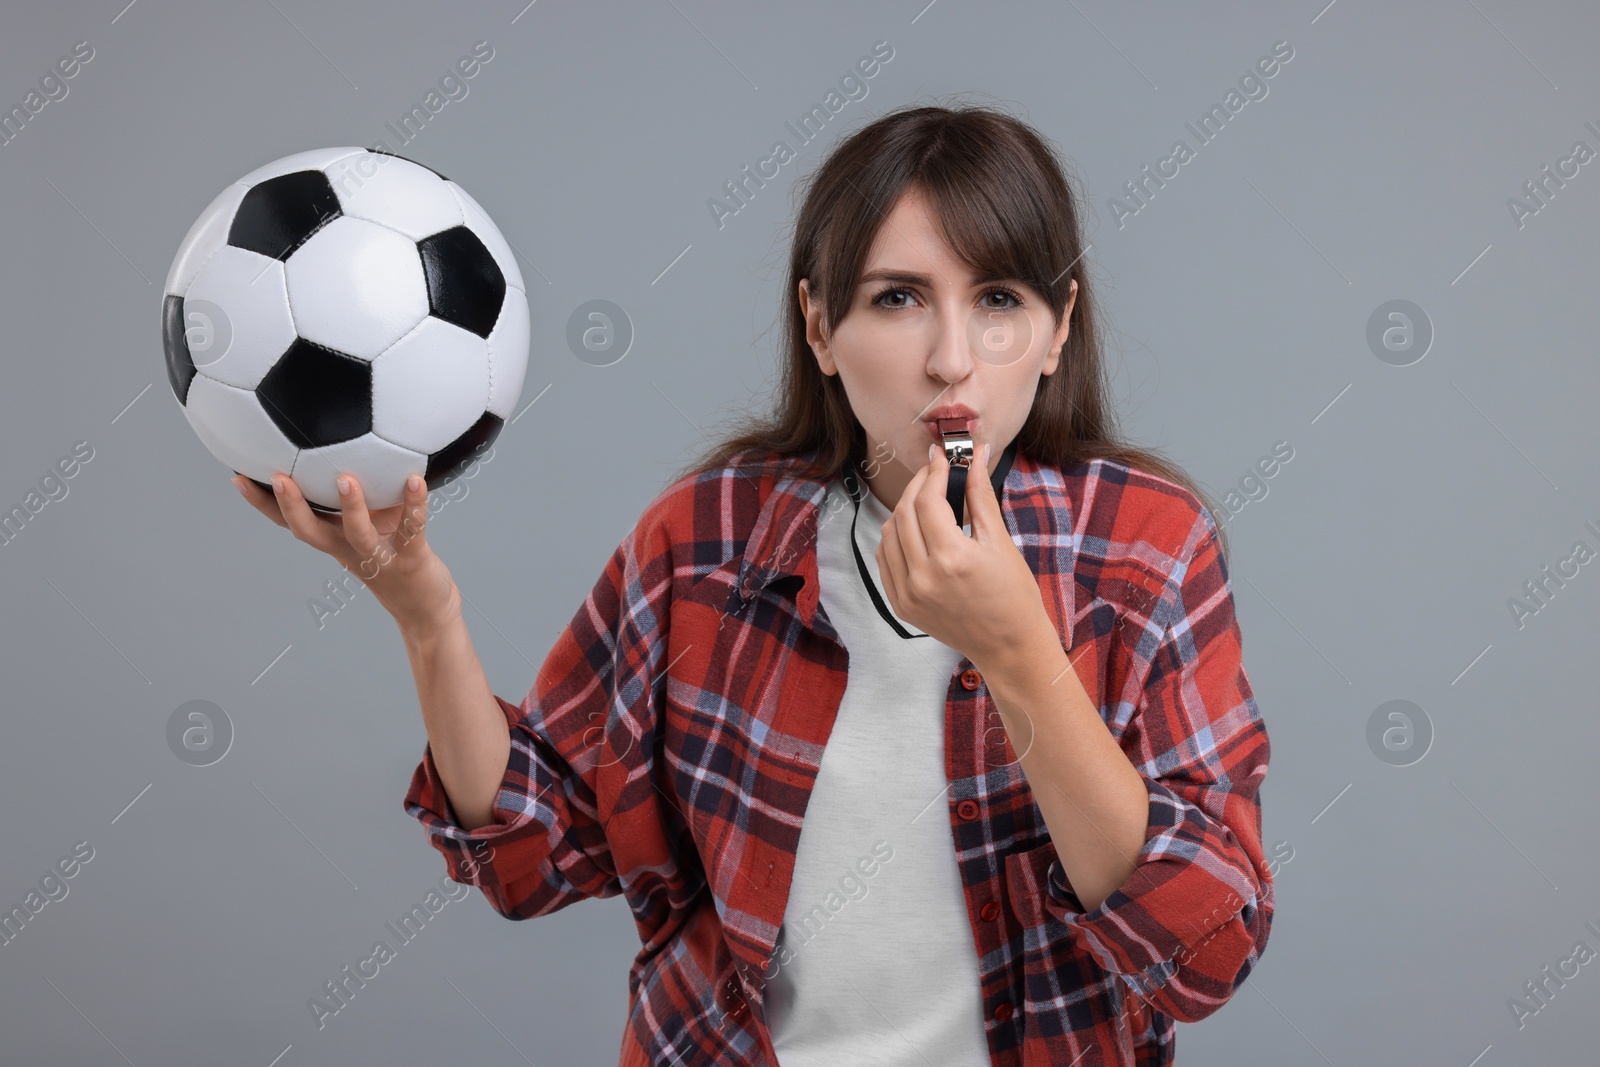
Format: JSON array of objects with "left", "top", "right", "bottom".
[
  {"left": 875, "top": 441, "right": 1055, "bottom": 671},
  {"left": 234, "top": 470, "right": 461, "bottom": 636}
]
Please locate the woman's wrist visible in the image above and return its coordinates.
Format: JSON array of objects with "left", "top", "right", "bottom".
[
  {"left": 398, "top": 601, "right": 465, "bottom": 654},
  {"left": 972, "top": 607, "right": 1067, "bottom": 696},
  {"left": 392, "top": 562, "right": 465, "bottom": 648}
]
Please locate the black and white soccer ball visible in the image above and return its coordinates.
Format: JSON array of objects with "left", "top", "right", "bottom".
[{"left": 162, "top": 146, "right": 528, "bottom": 514}]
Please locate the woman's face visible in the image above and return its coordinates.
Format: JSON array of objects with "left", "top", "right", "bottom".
[{"left": 799, "top": 186, "right": 1077, "bottom": 510}]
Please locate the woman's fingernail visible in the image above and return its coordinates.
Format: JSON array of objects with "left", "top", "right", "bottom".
[
  {"left": 337, "top": 476, "right": 351, "bottom": 497},
  {"left": 928, "top": 443, "right": 938, "bottom": 463},
  {"left": 407, "top": 474, "right": 423, "bottom": 493},
  {"left": 233, "top": 477, "right": 247, "bottom": 497},
  {"left": 272, "top": 476, "right": 284, "bottom": 495}
]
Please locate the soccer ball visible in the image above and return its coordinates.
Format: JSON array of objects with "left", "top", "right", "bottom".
[{"left": 161, "top": 146, "right": 528, "bottom": 515}]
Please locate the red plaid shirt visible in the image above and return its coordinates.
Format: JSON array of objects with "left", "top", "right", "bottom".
[{"left": 404, "top": 446, "right": 1274, "bottom": 1066}]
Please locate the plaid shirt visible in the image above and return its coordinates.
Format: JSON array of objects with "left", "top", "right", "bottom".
[{"left": 404, "top": 446, "right": 1273, "bottom": 1066}]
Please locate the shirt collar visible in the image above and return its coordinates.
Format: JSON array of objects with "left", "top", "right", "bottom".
[{"left": 734, "top": 443, "right": 1030, "bottom": 630}]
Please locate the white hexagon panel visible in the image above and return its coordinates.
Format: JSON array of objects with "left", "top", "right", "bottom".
[
  {"left": 371, "top": 318, "right": 492, "bottom": 456},
  {"left": 181, "top": 375, "right": 299, "bottom": 488},
  {"left": 181, "top": 246, "right": 297, "bottom": 391},
  {"left": 324, "top": 152, "right": 463, "bottom": 241},
  {"left": 285, "top": 217, "right": 429, "bottom": 361}
]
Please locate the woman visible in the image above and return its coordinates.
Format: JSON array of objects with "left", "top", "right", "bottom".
[{"left": 236, "top": 103, "right": 1273, "bottom": 1067}]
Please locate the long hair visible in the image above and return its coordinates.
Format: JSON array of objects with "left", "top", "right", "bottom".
[{"left": 674, "top": 100, "right": 1230, "bottom": 563}]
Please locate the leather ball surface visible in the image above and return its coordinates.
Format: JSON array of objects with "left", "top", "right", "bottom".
[{"left": 162, "top": 147, "right": 529, "bottom": 513}]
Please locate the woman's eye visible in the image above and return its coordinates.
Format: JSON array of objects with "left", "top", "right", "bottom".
[{"left": 872, "top": 285, "right": 1024, "bottom": 310}]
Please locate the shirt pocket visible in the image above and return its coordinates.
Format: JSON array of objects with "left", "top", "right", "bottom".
[{"left": 1068, "top": 594, "right": 1161, "bottom": 738}]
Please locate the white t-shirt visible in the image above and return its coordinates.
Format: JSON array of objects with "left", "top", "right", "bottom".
[{"left": 764, "top": 476, "right": 991, "bottom": 1066}]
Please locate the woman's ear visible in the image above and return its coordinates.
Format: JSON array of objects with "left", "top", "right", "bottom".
[
  {"left": 1042, "top": 279, "right": 1078, "bottom": 376},
  {"left": 798, "top": 278, "right": 838, "bottom": 376}
]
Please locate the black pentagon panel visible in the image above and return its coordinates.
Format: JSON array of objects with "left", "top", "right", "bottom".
[
  {"left": 162, "top": 293, "right": 198, "bottom": 405},
  {"left": 255, "top": 339, "right": 372, "bottom": 449},
  {"left": 228, "top": 171, "right": 342, "bottom": 260},
  {"left": 418, "top": 225, "right": 506, "bottom": 339},
  {"left": 425, "top": 411, "right": 504, "bottom": 489},
  {"left": 368, "top": 146, "right": 448, "bottom": 182}
]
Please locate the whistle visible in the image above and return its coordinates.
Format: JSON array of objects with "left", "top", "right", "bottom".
[{"left": 938, "top": 418, "right": 975, "bottom": 526}]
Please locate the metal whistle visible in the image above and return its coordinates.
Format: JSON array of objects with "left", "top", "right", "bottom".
[{"left": 938, "top": 418, "right": 975, "bottom": 526}]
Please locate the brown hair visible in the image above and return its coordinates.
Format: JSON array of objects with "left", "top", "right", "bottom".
[{"left": 674, "top": 99, "right": 1229, "bottom": 563}]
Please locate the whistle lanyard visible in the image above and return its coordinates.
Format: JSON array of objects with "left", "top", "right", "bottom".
[{"left": 840, "top": 438, "right": 1019, "bottom": 641}]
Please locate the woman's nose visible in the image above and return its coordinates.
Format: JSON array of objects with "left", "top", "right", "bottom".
[{"left": 925, "top": 312, "right": 977, "bottom": 383}]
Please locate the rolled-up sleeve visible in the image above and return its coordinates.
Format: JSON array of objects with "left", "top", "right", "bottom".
[
  {"left": 402, "top": 502, "right": 679, "bottom": 922},
  {"left": 1048, "top": 517, "right": 1274, "bottom": 1023}
]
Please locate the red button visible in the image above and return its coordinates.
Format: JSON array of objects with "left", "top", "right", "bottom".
[
  {"left": 993, "top": 1001, "right": 1014, "bottom": 1022},
  {"left": 980, "top": 901, "right": 1000, "bottom": 921},
  {"left": 960, "top": 668, "right": 982, "bottom": 690},
  {"left": 957, "top": 799, "right": 980, "bottom": 820}
]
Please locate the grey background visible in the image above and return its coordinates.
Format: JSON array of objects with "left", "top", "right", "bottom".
[{"left": 0, "top": 0, "right": 1594, "bottom": 1064}]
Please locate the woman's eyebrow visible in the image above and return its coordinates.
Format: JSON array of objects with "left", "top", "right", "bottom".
[{"left": 858, "top": 267, "right": 1012, "bottom": 287}]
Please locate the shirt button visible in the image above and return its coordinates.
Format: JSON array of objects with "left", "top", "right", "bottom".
[
  {"left": 960, "top": 668, "right": 983, "bottom": 690},
  {"left": 993, "top": 1001, "right": 1014, "bottom": 1022},
  {"left": 957, "top": 799, "right": 980, "bottom": 820},
  {"left": 980, "top": 901, "right": 1001, "bottom": 921}
]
